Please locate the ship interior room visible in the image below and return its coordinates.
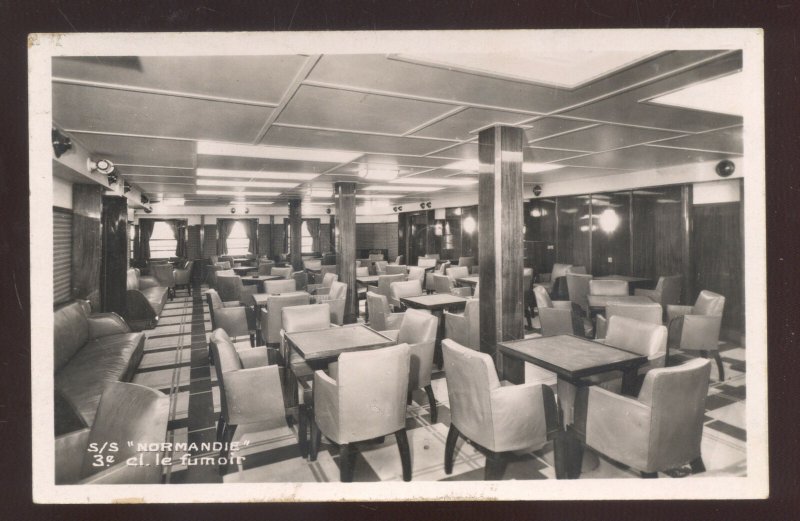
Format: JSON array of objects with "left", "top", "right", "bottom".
[{"left": 40, "top": 36, "right": 765, "bottom": 497}]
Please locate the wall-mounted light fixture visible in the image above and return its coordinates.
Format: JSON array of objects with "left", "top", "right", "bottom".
[
  {"left": 52, "top": 128, "right": 72, "bottom": 158},
  {"left": 533, "top": 185, "right": 543, "bottom": 197},
  {"left": 598, "top": 208, "right": 620, "bottom": 233},
  {"left": 463, "top": 216, "right": 477, "bottom": 234},
  {"left": 123, "top": 180, "right": 132, "bottom": 194},
  {"left": 426, "top": 202, "right": 432, "bottom": 209}
]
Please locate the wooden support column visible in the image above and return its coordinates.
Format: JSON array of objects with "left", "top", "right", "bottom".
[
  {"left": 100, "top": 195, "right": 129, "bottom": 315},
  {"left": 72, "top": 184, "right": 104, "bottom": 310},
  {"left": 335, "top": 182, "right": 358, "bottom": 324},
  {"left": 681, "top": 184, "right": 693, "bottom": 305},
  {"left": 477, "top": 126, "right": 525, "bottom": 379},
  {"left": 329, "top": 214, "right": 336, "bottom": 253},
  {"left": 288, "top": 199, "right": 303, "bottom": 272}
]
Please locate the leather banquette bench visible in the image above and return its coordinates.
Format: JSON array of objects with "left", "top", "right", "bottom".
[
  {"left": 54, "top": 300, "right": 146, "bottom": 434},
  {"left": 125, "top": 268, "right": 169, "bottom": 330}
]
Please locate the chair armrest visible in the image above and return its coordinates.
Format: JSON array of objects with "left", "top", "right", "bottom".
[
  {"left": 666, "top": 305, "right": 694, "bottom": 322},
  {"left": 138, "top": 276, "right": 160, "bottom": 290},
  {"left": 54, "top": 428, "right": 90, "bottom": 484},
  {"left": 313, "top": 370, "right": 340, "bottom": 439},
  {"left": 307, "top": 284, "right": 328, "bottom": 294},
  {"left": 634, "top": 288, "right": 658, "bottom": 301},
  {"left": 382, "top": 312, "right": 403, "bottom": 330},
  {"left": 224, "top": 365, "right": 285, "bottom": 425},
  {"left": 125, "top": 290, "right": 157, "bottom": 319},
  {"left": 238, "top": 347, "right": 271, "bottom": 368},
  {"left": 444, "top": 312, "right": 467, "bottom": 343},
  {"left": 380, "top": 329, "right": 400, "bottom": 342},
  {"left": 490, "top": 383, "right": 549, "bottom": 452},
  {"left": 552, "top": 300, "right": 573, "bottom": 310},
  {"left": 87, "top": 312, "right": 131, "bottom": 338},
  {"left": 676, "top": 314, "right": 723, "bottom": 350},
  {"left": 595, "top": 315, "right": 608, "bottom": 340},
  {"left": 585, "top": 386, "right": 651, "bottom": 467},
  {"left": 222, "top": 300, "right": 241, "bottom": 308}
]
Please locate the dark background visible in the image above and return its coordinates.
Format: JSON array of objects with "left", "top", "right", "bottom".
[{"left": 1, "top": 1, "right": 797, "bottom": 519}]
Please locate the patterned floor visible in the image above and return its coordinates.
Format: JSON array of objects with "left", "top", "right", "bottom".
[{"left": 131, "top": 284, "right": 747, "bottom": 483}]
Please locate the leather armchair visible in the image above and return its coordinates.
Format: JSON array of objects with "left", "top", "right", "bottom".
[
  {"left": 314, "top": 281, "right": 347, "bottom": 325},
  {"left": 271, "top": 266, "right": 293, "bottom": 279},
  {"left": 424, "top": 260, "right": 449, "bottom": 293},
  {"left": 374, "top": 260, "right": 389, "bottom": 275},
  {"left": 367, "top": 291, "right": 405, "bottom": 331},
  {"left": 566, "top": 273, "right": 593, "bottom": 317},
  {"left": 368, "top": 273, "right": 405, "bottom": 299},
  {"left": 595, "top": 300, "right": 663, "bottom": 339},
  {"left": 389, "top": 279, "right": 423, "bottom": 310},
  {"left": 257, "top": 259, "right": 275, "bottom": 275},
  {"left": 535, "top": 262, "right": 572, "bottom": 296},
  {"left": 442, "top": 339, "right": 559, "bottom": 480},
  {"left": 446, "top": 265, "right": 470, "bottom": 281},
  {"left": 380, "top": 308, "right": 439, "bottom": 421},
  {"left": 635, "top": 275, "right": 682, "bottom": 310},
  {"left": 458, "top": 256, "right": 475, "bottom": 268},
  {"left": 263, "top": 278, "right": 297, "bottom": 295},
  {"left": 445, "top": 298, "right": 480, "bottom": 350},
  {"left": 125, "top": 268, "right": 169, "bottom": 330},
  {"left": 407, "top": 266, "right": 426, "bottom": 288},
  {"left": 173, "top": 260, "right": 194, "bottom": 294},
  {"left": 260, "top": 292, "right": 311, "bottom": 346},
  {"left": 584, "top": 358, "right": 711, "bottom": 477},
  {"left": 55, "top": 382, "right": 169, "bottom": 484},
  {"left": 205, "top": 289, "right": 254, "bottom": 359},
  {"left": 311, "top": 343, "right": 413, "bottom": 482},
  {"left": 217, "top": 273, "right": 258, "bottom": 306},
  {"left": 667, "top": 290, "right": 726, "bottom": 380},
  {"left": 588, "top": 279, "right": 630, "bottom": 308},
  {"left": 385, "top": 264, "right": 408, "bottom": 276},
  {"left": 433, "top": 273, "right": 472, "bottom": 298},
  {"left": 303, "top": 259, "right": 322, "bottom": 272},
  {"left": 307, "top": 272, "right": 338, "bottom": 295},
  {"left": 209, "top": 329, "right": 285, "bottom": 471},
  {"left": 292, "top": 270, "right": 309, "bottom": 291},
  {"left": 533, "top": 285, "right": 591, "bottom": 337}
]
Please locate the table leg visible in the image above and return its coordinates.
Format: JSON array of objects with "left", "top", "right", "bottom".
[
  {"left": 433, "top": 309, "right": 444, "bottom": 370},
  {"left": 498, "top": 351, "right": 525, "bottom": 384},
  {"left": 620, "top": 367, "right": 640, "bottom": 396}
]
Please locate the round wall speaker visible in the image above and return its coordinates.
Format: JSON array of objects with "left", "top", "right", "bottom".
[
  {"left": 230, "top": 207, "right": 236, "bottom": 214},
  {"left": 532, "top": 185, "right": 543, "bottom": 197},
  {"left": 716, "top": 160, "right": 735, "bottom": 178}
]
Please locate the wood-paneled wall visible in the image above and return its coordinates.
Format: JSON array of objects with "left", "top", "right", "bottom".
[
  {"left": 591, "top": 192, "right": 631, "bottom": 276},
  {"left": 556, "top": 195, "right": 592, "bottom": 270},
  {"left": 355, "top": 223, "right": 398, "bottom": 260},
  {"left": 187, "top": 225, "right": 202, "bottom": 260},
  {"left": 71, "top": 185, "right": 104, "bottom": 310},
  {"left": 202, "top": 224, "right": 217, "bottom": 258},
  {"left": 100, "top": 196, "right": 128, "bottom": 315}
]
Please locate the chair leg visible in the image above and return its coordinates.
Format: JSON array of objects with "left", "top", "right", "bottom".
[
  {"left": 395, "top": 429, "right": 412, "bottom": 482},
  {"left": 444, "top": 424, "right": 460, "bottom": 475},
  {"left": 309, "top": 420, "right": 322, "bottom": 462},
  {"left": 484, "top": 451, "right": 508, "bottom": 481},
  {"left": 712, "top": 351, "right": 725, "bottom": 381},
  {"left": 298, "top": 404, "right": 309, "bottom": 459},
  {"left": 208, "top": 344, "right": 215, "bottom": 365},
  {"left": 219, "top": 423, "right": 237, "bottom": 474},
  {"left": 641, "top": 471, "right": 658, "bottom": 478},
  {"left": 339, "top": 443, "right": 355, "bottom": 482},
  {"left": 215, "top": 414, "right": 225, "bottom": 442},
  {"left": 424, "top": 385, "right": 437, "bottom": 424},
  {"left": 690, "top": 456, "right": 706, "bottom": 474}
]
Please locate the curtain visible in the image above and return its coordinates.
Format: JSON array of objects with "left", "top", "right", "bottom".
[
  {"left": 165, "top": 220, "right": 187, "bottom": 258},
  {"left": 139, "top": 219, "right": 155, "bottom": 260},
  {"left": 217, "top": 219, "right": 235, "bottom": 255},
  {"left": 245, "top": 219, "right": 258, "bottom": 255},
  {"left": 283, "top": 218, "right": 289, "bottom": 253},
  {"left": 306, "top": 219, "right": 320, "bottom": 253}
]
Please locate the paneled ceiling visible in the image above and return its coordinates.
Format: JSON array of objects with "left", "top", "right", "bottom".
[{"left": 52, "top": 50, "right": 743, "bottom": 209}]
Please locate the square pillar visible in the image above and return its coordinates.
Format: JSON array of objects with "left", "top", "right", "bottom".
[
  {"left": 478, "top": 125, "right": 525, "bottom": 370},
  {"left": 288, "top": 199, "right": 303, "bottom": 272},
  {"left": 335, "top": 182, "right": 358, "bottom": 324}
]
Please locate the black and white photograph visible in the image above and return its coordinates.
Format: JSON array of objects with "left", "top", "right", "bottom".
[{"left": 29, "top": 29, "right": 767, "bottom": 502}]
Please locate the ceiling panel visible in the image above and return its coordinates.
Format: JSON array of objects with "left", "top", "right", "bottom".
[
  {"left": 412, "top": 108, "right": 531, "bottom": 140},
  {"left": 554, "top": 145, "right": 735, "bottom": 170},
  {"left": 53, "top": 55, "right": 308, "bottom": 104},
  {"left": 55, "top": 83, "right": 272, "bottom": 143},
  {"left": 325, "top": 163, "right": 433, "bottom": 177},
  {"left": 532, "top": 124, "right": 684, "bottom": 152},
  {"left": 651, "top": 126, "right": 743, "bottom": 154},
  {"left": 261, "top": 125, "right": 452, "bottom": 156},
  {"left": 277, "top": 85, "right": 456, "bottom": 135},
  {"left": 121, "top": 167, "right": 196, "bottom": 179},
  {"left": 353, "top": 154, "right": 455, "bottom": 169},
  {"left": 525, "top": 147, "right": 589, "bottom": 163},
  {"left": 67, "top": 132, "right": 195, "bottom": 168},
  {"left": 426, "top": 142, "right": 478, "bottom": 160},
  {"left": 308, "top": 54, "right": 567, "bottom": 114},
  {"left": 524, "top": 117, "right": 599, "bottom": 142},
  {"left": 196, "top": 154, "right": 339, "bottom": 174},
  {"left": 524, "top": 166, "right": 633, "bottom": 183}
]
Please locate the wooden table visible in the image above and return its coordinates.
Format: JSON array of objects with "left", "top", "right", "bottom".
[
  {"left": 284, "top": 324, "right": 394, "bottom": 456},
  {"left": 587, "top": 294, "right": 654, "bottom": 313},
  {"left": 456, "top": 276, "right": 480, "bottom": 288},
  {"left": 401, "top": 294, "right": 468, "bottom": 368},
  {"left": 251, "top": 290, "right": 309, "bottom": 344},
  {"left": 240, "top": 274, "right": 283, "bottom": 287},
  {"left": 232, "top": 266, "right": 258, "bottom": 276},
  {"left": 498, "top": 335, "right": 648, "bottom": 478},
  {"left": 356, "top": 275, "right": 380, "bottom": 286}
]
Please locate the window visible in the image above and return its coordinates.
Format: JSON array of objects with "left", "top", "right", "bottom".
[
  {"left": 286, "top": 221, "right": 314, "bottom": 253},
  {"left": 226, "top": 220, "right": 251, "bottom": 255},
  {"left": 149, "top": 221, "right": 178, "bottom": 258}
]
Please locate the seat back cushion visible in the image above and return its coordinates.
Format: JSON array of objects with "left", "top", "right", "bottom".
[
  {"left": 605, "top": 315, "right": 667, "bottom": 359},
  {"left": 264, "top": 279, "right": 297, "bottom": 295},
  {"left": 694, "top": 290, "right": 726, "bottom": 316},
  {"left": 398, "top": 308, "right": 438, "bottom": 344},
  {"left": 282, "top": 303, "right": 331, "bottom": 333},
  {"left": 54, "top": 301, "right": 90, "bottom": 373},
  {"left": 390, "top": 280, "right": 423, "bottom": 302},
  {"left": 589, "top": 279, "right": 629, "bottom": 296}
]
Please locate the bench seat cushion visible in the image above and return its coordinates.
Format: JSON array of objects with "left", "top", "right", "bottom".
[
  {"left": 140, "top": 286, "right": 169, "bottom": 316},
  {"left": 55, "top": 331, "right": 145, "bottom": 426}
]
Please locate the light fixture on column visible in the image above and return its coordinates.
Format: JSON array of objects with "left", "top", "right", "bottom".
[
  {"left": 533, "top": 185, "right": 543, "bottom": 197},
  {"left": 52, "top": 128, "right": 72, "bottom": 158},
  {"left": 463, "top": 216, "right": 477, "bottom": 234}
]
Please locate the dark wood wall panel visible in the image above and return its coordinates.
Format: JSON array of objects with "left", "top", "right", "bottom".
[
  {"left": 53, "top": 207, "right": 73, "bottom": 305},
  {"left": 591, "top": 192, "right": 631, "bottom": 276},
  {"left": 631, "top": 187, "right": 684, "bottom": 284},
  {"left": 319, "top": 223, "right": 331, "bottom": 254},
  {"left": 397, "top": 213, "right": 408, "bottom": 262},
  {"left": 187, "top": 225, "right": 202, "bottom": 260},
  {"left": 524, "top": 198, "right": 556, "bottom": 274},
  {"left": 257, "top": 223, "right": 271, "bottom": 257},
  {"left": 556, "top": 195, "right": 591, "bottom": 268},
  {"left": 71, "top": 185, "right": 104, "bottom": 310},
  {"left": 355, "top": 223, "right": 398, "bottom": 260},
  {"left": 101, "top": 196, "right": 129, "bottom": 315},
  {"left": 202, "top": 224, "right": 217, "bottom": 258},
  {"left": 691, "top": 202, "right": 744, "bottom": 335}
]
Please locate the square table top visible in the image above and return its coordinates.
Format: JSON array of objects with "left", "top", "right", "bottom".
[
  {"left": 241, "top": 274, "right": 283, "bottom": 283},
  {"left": 498, "top": 335, "right": 647, "bottom": 382},
  {"left": 587, "top": 294, "right": 655, "bottom": 309},
  {"left": 401, "top": 294, "right": 467, "bottom": 310},
  {"left": 232, "top": 266, "right": 258, "bottom": 274},
  {"left": 285, "top": 324, "right": 394, "bottom": 361},
  {"left": 356, "top": 275, "right": 380, "bottom": 284},
  {"left": 252, "top": 290, "right": 309, "bottom": 306},
  {"left": 456, "top": 276, "right": 480, "bottom": 286}
]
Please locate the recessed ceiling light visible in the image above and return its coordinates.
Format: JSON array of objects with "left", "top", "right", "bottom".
[
  {"left": 364, "top": 185, "right": 443, "bottom": 192},
  {"left": 197, "top": 141, "right": 361, "bottom": 164},
  {"left": 442, "top": 159, "right": 563, "bottom": 174},
  {"left": 196, "top": 168, "right": 319, "bottom": 181},
  {"left": 197, "top": 179, "right": 299, "bottom": 189},
  {"left": 196, "top": 189, "right": 282, "bottom": 197},
  {"left": 390, "top": 177, "right": 477, "bottom": 186}
]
